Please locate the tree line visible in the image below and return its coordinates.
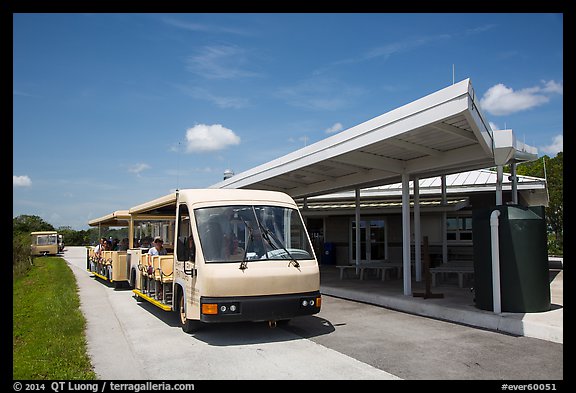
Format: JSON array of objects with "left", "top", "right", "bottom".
[
  {"left": 12, "top": 215, "right": 127, "bottom": 278},
  {"left": 508, "top": 152, "right": 563, "bottom": 255}
]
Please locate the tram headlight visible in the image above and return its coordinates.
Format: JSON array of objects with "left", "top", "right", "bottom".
[
  {"left": 202, "top": 301, "right": 240, "bottom": 315},
  {"left": 300, "top": 296, "right": 321, "bottom": 309}
]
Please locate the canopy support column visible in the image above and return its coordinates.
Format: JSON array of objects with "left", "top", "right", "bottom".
[
  {"left": 496, "top": 166, "right": 503, "bottom": 205},
  {"left": 442, "top": 175, "right": 448, "bottom": 264},
  {"left": 510, "top": 162, "right": 518, "bottom": 204},
  {"left": 402, "top": 173, "right": 412, "bottom": 296},
  {"left": 355, "top": 188, "right": 361, "bottom": 273},
  {"left": 414, "top": 177, "right": 422, "bottom": 282}
]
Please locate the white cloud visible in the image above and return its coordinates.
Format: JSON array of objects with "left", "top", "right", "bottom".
[
  {"left": 13, "top": 175, "right": 32, "bottom": 187},
  {"left": 276, "top": 77, "right": 364, "bottom": 111},
  {"left": 185, "top": 124, "right": 241, "bottom": 152},
  {"left": 186, "top": 45, "right": 259, "bottom": 80},
  {"left": 177, "top": 85, "right": 249, "bottom": 109},
  {"left": 332, "top": 33, "right": 452, "bottom": 67},
  {"left": 162, "top": 17, "right": 251, "bottom": 36},
  {"left": 540, "top": 80, "right": 563, "bottom": 94},
  {"left": 325, "top": 122, "right": 343, "bottom": 134},
  {"left": 540, "top": 134, "right": 563, "bottom": 156},
  {"left": 13, "top": 90, "right": 39, "bottom": 98},
  {"left": 480, "top": 80, "right": 563, "bottom": 116},
  {"left": 128, "top": 163, "right": 151, "bottom": 176}
]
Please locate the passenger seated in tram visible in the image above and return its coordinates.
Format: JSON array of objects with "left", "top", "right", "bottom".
[
  {"left": 104, "top": 239, "right": 113, "bottom": 251},
  {"left": 148, "top": 237, "right": 168, "bottom": 256},
  {"left": 148, "top": 237, "right": 168, "bottom": 300},
  {"left": 118, "top": 238, "right": 129, "bottom": 251},
  {"left": 94, "top": 237, "right": 107, "bottom": 258},
  {"left": 140, "top": 237, "right": 152, "bottom": 249}
]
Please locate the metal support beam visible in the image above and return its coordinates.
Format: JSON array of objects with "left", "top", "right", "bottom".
[
  {"left": 511, "top": 162, "right": 518, "bottom": 204},
  {"left": 355, "top": 188, "right": 361, "bottom": 274},
  {"left": 414, "top": 177, "right": 422, "bottom": 282},
  {"left": 496, "top": 166, "right": 503, "bottom": 205},
  {"left": 442, "top": 175, "right": 447, "bottom": 264},
  {"left": 402, "top": 173, "right": 412, "bottom": 295},
  {"left": 129, "top": 217, "right": 134, "bottom": 249}
]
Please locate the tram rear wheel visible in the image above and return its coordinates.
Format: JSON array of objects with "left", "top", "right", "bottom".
[{"left": 178, "top": 291, "right": 202, "bottom": 333}]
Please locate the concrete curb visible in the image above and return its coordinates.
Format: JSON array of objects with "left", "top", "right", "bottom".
[{"left": 321, "top": 286, "right": 563, "bottom": 344}]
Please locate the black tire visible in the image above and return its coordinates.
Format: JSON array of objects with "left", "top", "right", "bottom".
[
  {"left": 277, "top": 319, "right": 291, "bottom": 326},
  {"left": 134, "top": 291, "right": 144, "bottom": 302},
  {"left": 179, "top": 291, "right": 201, "bottom": 333},
  {"left": 130, "top": 269, "right": 137, "bottom": 290}
]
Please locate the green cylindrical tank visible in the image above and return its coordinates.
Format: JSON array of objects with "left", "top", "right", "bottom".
[{"left": 472, "top": 205, "right": 550, "bottom": 313}]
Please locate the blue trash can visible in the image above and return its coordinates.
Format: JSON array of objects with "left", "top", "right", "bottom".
[{"left": 322, "top": 242, "right": 336, "bottom": 265}]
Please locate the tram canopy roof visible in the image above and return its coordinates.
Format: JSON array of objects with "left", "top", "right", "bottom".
[
  {"left": 88, "top": 210, "right": 131, "bottom": 227},
  {"left": 129, "top": 192, "right": 177, "bottom": 217},
  {"left": 210, "top": 78, "right": 538, "bottom": 198}
]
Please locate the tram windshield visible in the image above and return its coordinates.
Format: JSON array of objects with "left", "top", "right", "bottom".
[{"left": 194, "top": 205, "right": 314, "bottom": 263}]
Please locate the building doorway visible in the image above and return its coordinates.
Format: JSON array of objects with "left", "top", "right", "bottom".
[
  {"left": 306, "top": 218, "right": 324, "bottom": 263},
  {"left": 350, "top": 218, "right": 387, "bottom": 263}
]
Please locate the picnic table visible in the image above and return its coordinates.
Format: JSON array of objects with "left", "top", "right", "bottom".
[
  {"left": 336, "top": 261, "right": 399, "bottom": 281},
  {"left": 429, "top": 260, "right": 474, "bottom": 288}
]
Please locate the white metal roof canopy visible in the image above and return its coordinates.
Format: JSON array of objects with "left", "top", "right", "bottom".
[
  {"left": 210, "top": 78, "right": 524, "bottom": 197},
  {"left": 211, "top": 78, "right": 539, "bottom": 297},
  {"left": 87, "top": 73, "right": 542, "bottom": 297}
]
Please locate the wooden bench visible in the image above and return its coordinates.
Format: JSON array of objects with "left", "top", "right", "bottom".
[
  {"left": 336, "top": 262, "right": 399, "bottom": 281},
  {"left": 429, "top": 261, "right": 474, "bottom": 288},
  {"left": 448, "top": 246, "right": 474, "bottom": 262}
]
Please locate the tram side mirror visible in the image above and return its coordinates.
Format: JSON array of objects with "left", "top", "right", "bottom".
[{"left": 177, "top": 236, "right": 196, "bottom": 262}]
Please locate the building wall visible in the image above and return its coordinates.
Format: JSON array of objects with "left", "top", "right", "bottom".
[
  {"left": 320, "top": 211, "right": 470, "bottom": 264},
  {"left": 304, "top": 187, "right": 545, "bottom": 266},
  {"left": 385, "top": 213, "right": 444, "bottom": 263},
  {"left": 325, "top": 216, "right": 349, "bottom": 243},
  {"left": 324, "top": 216, "right": 349, "bottom": 265}
]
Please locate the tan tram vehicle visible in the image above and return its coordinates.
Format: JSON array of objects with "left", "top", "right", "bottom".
[
  {"left": 91, "top": 189, "right": 321, "bottom": 333},
  {"left": 87, "top": 210, "right": 132, "bottom": 288},
  {"left": 30, "top": 231, "right": 60, "bottom": 256}
]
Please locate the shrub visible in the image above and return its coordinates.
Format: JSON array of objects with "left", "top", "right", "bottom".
[{"left": 13, "top": 232, "right": 33, "bottom": 279}]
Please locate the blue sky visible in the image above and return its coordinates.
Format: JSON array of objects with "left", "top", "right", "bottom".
[{"left": 13, "top": 13, "right": 563, "bottom": 230}]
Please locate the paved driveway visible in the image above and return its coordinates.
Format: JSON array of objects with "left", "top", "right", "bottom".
[{"left": 63, "top": 246, "right": 399, "bottom": 380}]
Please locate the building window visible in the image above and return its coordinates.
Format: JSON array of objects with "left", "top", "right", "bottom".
[{"left": 446, "top": 215, "right": 473, "bottom": 242}]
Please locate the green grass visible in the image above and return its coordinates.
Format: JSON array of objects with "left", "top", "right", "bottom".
[{"left": 13, "top": 257, "right": 97, "bottom": 380}]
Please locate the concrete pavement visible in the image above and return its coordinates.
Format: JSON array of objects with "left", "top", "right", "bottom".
[
  {"left": 62, "top": 246, "right": 401, "bottom": 380},
  {"left": 320, "top": 264, "right": 563, "bottom": 344},
  {"left": 60, "top": 246, "right": 562, "bottom": 380}
]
